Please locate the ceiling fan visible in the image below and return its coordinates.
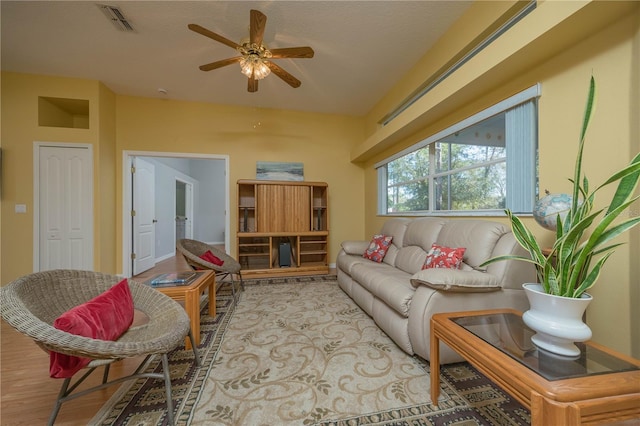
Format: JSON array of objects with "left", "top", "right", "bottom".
[{"left": 188, "top": 9, "right": 314, "bottom": 93}]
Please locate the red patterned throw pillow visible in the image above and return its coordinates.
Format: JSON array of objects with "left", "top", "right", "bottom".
[
  {"left": 363, "top": 234, "right": 393, "bottom": 263},
  {"left": 422, "top": 244, "right": 466, "bottom": 269},
  {"left": 50, "top": 278, "right": 134, "bottom": 378}
]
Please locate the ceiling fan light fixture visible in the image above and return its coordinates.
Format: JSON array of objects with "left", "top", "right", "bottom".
[
  {"left": 240, "top": 55, "right": 271, "bottom": 80},
  {"left": 189, "top": 9, "right": 313, "bottom": 92}
]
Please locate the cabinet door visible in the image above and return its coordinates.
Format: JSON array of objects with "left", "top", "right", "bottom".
[
  {"left": 257, "top": 184, "right": 310, "bottom": 232},
  {"left": 285, "top": 186, "right": 310, "bottom": 232}
]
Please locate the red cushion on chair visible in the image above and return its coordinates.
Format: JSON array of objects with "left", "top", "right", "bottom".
[
  {"left": 200, "top": 250, "right": 224, "bottom": 266},
  {"left": 50, "top": 278, "right": 134, "bottom": 379}
]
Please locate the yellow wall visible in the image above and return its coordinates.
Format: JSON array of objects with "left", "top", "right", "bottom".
[
  {"left": 360, "top": 1, "right": 640, "bottom": 356},
  {"left": 0, "top": 72, "right": 113, "bottom": 282},
  {"left": 97, "top": 83, "right": 117, "bottom": 273},
  {"left": 113, "top": 96, "right": 365, "bottom": 269}
]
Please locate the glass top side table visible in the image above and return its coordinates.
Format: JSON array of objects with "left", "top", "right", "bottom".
[
  {"left": 429, "top": 308, "right": 640, "bottom": 426},
  {"left": 452, "top": 312, "right": 639, "bottom": 381}
]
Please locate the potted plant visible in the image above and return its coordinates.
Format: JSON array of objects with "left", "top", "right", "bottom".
[{"left": 482, "top": 76, "right": 640, "bottom": 356}]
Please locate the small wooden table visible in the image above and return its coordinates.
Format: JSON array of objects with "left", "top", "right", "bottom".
[
  {"left": 430, "top": 309, "right": 640, "bottom": 425},
  {"left": 149, "top": 270, "right": 215, "bottom": 349}
]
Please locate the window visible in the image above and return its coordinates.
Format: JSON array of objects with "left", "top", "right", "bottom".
[{"left": 377, "top": 85, "right": 540, "bottom": 215}]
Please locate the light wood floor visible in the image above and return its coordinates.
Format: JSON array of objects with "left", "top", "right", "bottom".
[{"left": 0, "top": 255, "right": 192, "bottom": 426}]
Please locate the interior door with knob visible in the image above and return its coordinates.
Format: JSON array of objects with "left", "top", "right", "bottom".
[
  {"left": 37, "top": 144, "right": 93, "bottom": 271},
  {"left": 132, "top": 157, "right": 156, "bottom": 275}
]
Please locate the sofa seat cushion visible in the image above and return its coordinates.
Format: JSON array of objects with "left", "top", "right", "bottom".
[
  {"left": 350, "top": 261, "right": 394, "bottom": 293},
  {"left": 351, "top": 263, "right": 414, "bottom": 317},
  {"left": 410, "top": 268, "right": 500, "bottom": 292},
  {"left": 337, "top": 253, "right": 369, "bottom": 275}
]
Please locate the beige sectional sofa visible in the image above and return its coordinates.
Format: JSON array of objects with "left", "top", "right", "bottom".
[{"left": 336, "top": 217, "right": 536, "bottom": 364}]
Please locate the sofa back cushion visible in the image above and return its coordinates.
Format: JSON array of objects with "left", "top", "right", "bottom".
[
  {"left": 435, "top": 220, "right": 510, "bottom": 270},
  {"left": 395, "top": 246, "right": 428, "bottom": 274},
  {"left": 403, "top": 218, "right": 447, "bottom": 249},
  {"left": 379, "top": 218, "right": 411, "bottom": 266},
  {"left": 393, "top": 218, "right": 446, "bottom": 274}
]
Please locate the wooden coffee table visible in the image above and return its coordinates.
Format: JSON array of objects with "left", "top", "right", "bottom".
[
  {"left": 430, "top": 309, "right": 640, "bottom": 425},
  {"left": 148, "top": 270, "right": 215, "bottom": 349}
]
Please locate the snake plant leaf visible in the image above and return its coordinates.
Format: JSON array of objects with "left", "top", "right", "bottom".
[
  {"left": 603, "top": 153, "right": 640, "bottom": 214},
  {"left": 580, "top": 76, "right": 596, "bottom": 142},
  {"left": 572, "top": 252, "right": 612, "bottom": 297},
  {"left": 571, "top": 76, "right": 596, "bottom": 217},
  {"left": 505, "top": 211, "right": 544, "bottom": 256},
  {"left": 480, "top": 254, "right": 538, "bottom": 265},
  {"left": 590, "top": 242, "right": 624, "bottom": 257},
  {"left": 589, "top": 213, "right": 640, "bottom": 248}
]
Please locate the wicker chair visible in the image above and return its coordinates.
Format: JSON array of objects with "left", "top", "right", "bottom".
[
  {"left": 176, "top": 239, "right": 244, "bottom": 298},
  {"left": 0, "top": 269, "right": 201, "bottom": 426}
]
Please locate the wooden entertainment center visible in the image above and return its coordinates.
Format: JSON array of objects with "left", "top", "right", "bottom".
[{"left": 236, "top": 179, "right": 329, "bottom": 278}]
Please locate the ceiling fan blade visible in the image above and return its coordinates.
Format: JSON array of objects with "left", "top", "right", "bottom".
[
  {"left": 248, "top": 76, "right": 259, "bottom": 93},
  {"left": 269, "top": 47, "right": 315, "bottom": 59},
  {"left": 250, "top": 9, "right": 267, "bottom": 45},
  {"left": 265, "top": 62, "right": 301, "bottom": 88},
  {"left": 188, "top": 23, "right": 240, "bottom": 50},
  {"left": 199, "top": 57, "right": 242, "bottom": 71}
]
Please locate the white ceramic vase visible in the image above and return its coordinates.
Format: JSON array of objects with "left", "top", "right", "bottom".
[{"left": 522, "top": 283, "right": 592, "bottom": 357}]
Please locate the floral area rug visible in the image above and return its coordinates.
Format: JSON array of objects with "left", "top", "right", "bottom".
[{"left": 91, "top": 276, "right": 529, "bottom": 425}]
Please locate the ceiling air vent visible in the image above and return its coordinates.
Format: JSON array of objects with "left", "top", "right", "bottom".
[{"left": 97, "top": 4, "right": 135, "bottom": 32}]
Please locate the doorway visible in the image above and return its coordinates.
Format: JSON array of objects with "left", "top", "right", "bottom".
[
  {"left": 122, "top": 151, "right": 229, "bottom": 278},
  {"left": 175, "top": 179, "right": 194, "bottom": 242}
]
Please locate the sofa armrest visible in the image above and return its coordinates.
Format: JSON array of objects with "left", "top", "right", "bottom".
[
  {"left": 410, "top": 269, "right": 500, "bottom": 293},
  {"left": 341, "top": 240, "right": 369, "bottom": 256}
]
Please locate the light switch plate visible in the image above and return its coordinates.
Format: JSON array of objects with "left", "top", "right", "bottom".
[{"left": 15, "top": 204, "right": 27, "bottom": 213}]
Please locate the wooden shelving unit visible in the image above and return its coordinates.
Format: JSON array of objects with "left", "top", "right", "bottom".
[{"left": 237, "top": 179, "right": 329, "bottom": 278}]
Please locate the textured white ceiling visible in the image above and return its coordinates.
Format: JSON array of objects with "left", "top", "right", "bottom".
[{"left": 1, "top": 1, "right": 472, "bottom": 116}]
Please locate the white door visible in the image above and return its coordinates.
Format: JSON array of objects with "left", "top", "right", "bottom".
[
  {"left": 132, "top": 158, "right": 156, "bottom": 275},
  {"left": 38, "top": 145, "right": 93, "bottom": 271}
]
